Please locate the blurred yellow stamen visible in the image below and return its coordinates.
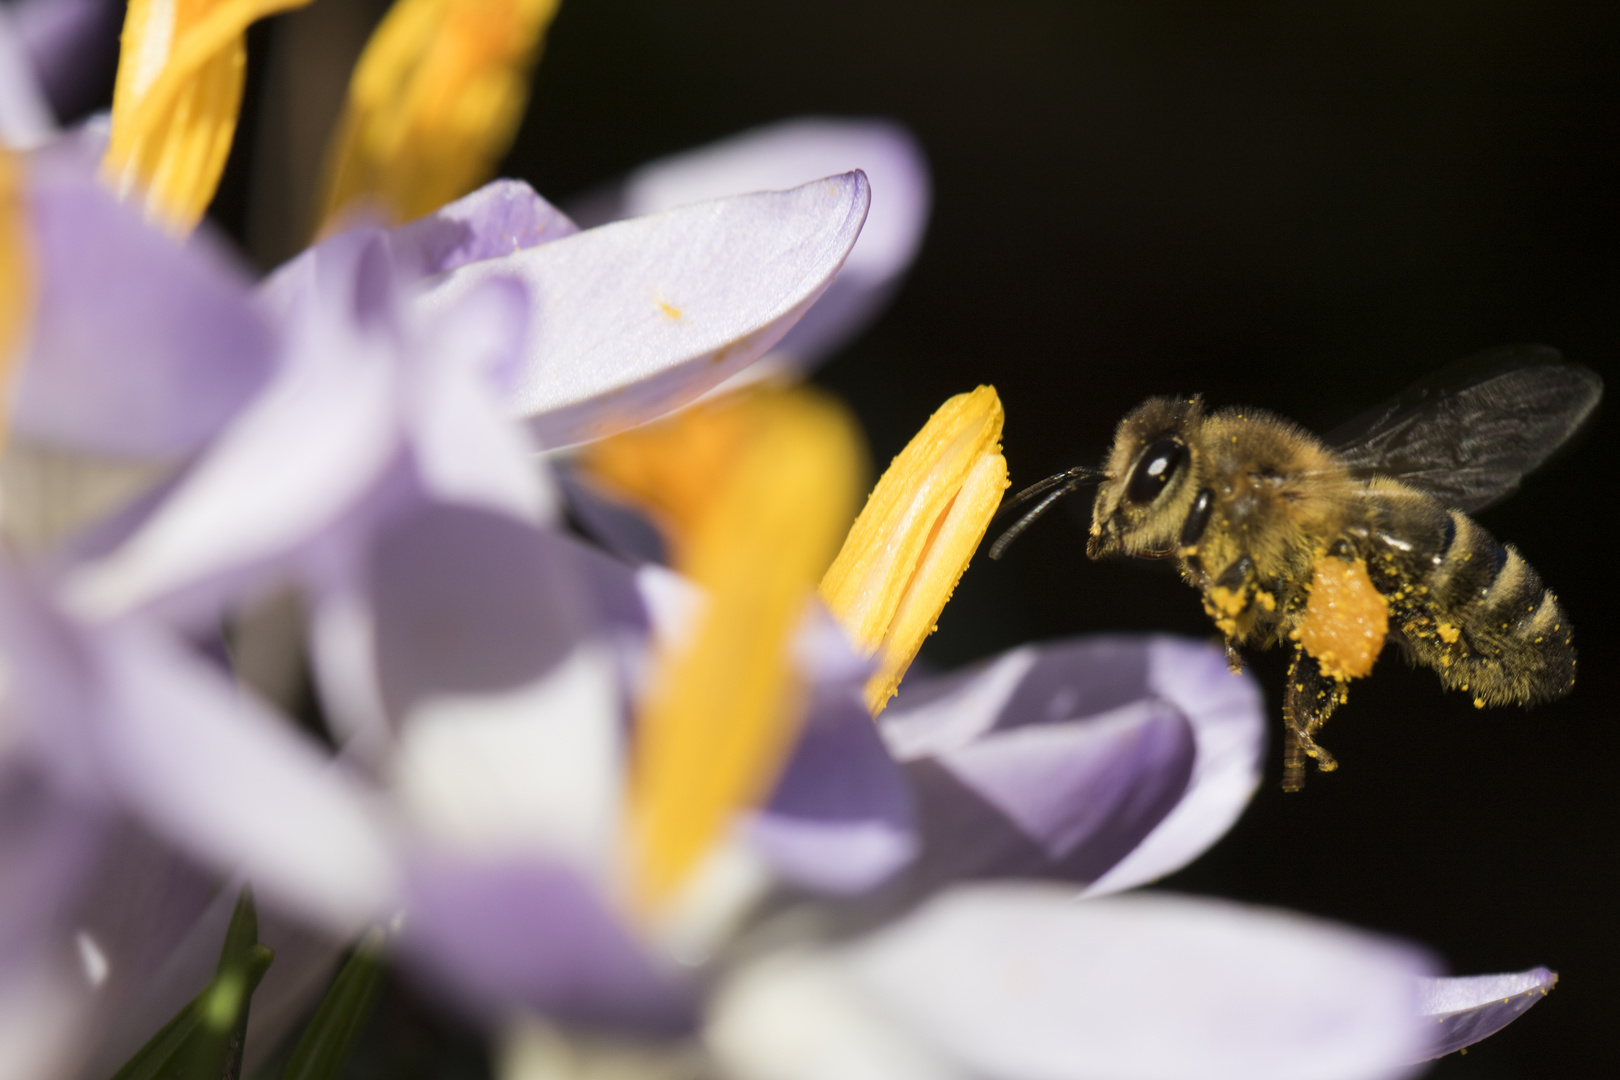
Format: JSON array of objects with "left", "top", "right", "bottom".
[
  {"left": 819, "top": 386, "right": 1008, "bottom": 713},
  {"left": 0, "top": 151, "right": 31, "bottom": 450},
  {"left": 103, "top": 0, "right": 313, "bottom": 232},
  {"left": 318, "top": 0, "right": 563, "bottom": 230},
  {"left": 583, "top": 389, "right": 863, "bottom": 910}
]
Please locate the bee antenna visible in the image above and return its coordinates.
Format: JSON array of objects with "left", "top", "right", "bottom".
[{"left": 987, "top": 466, "right": 1105, "bottom": 560}]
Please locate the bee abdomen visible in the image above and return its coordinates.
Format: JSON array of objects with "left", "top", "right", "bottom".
[{"left": 1407, "top": 511, "right": 1576, "bottom": 706}]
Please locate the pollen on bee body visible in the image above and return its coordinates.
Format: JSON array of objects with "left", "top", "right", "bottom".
[{"left": 1298, "top": 556, "right": 1389, "bottom": 681}]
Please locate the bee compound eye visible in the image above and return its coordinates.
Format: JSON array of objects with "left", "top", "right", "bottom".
[{"left": 1126, "top": 437, "right": 1187, "bottom": 505}]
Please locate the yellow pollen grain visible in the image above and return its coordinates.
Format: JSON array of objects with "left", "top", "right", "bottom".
[
  {"left": 1437, "top": 622, "right": 1461, "bottom": 644},
  {"left": 1297, "top": 556, "right": 1389, "bottom": 681},
  {"left": 657, "top": 301, "right": 683, "bottom": 321},
  {"left": 819, "top": 386, "right": 1008, "bottom": 713},
  {"left": 1208, "top": 584, "right": 1246, "bottom": 618},
  {"left": 582, "top": 388, "right": 863, "bottom": 911},
  {"left": 318, "top": 0, "right": 562, "bottom": 230},
  {"left": 103, "top": 0, "right": 313, "bottom": 232}
]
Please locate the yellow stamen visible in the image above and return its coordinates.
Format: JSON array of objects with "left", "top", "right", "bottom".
[
  {"left": 819, "top": 386, "right": 1008, "bottom": 713},
  {"left": 318, "top": 0, "right": 563, "bottom": 231},
  {"left": 583, "top": 389, "right": 863, "bottom": 910},
  {"left": 0, "top": 151, "right": 31, "bottom": 450},
  {"left": 103, "top": 0, "right": 313, "bottom": 232}
]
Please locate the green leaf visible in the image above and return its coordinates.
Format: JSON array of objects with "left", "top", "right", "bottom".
[
  {"left": 279, "top": 928, "right": 387, "bottom": 1080},
  {"left": 110, "top": 887, "right": 276, "bottom": 1080}
]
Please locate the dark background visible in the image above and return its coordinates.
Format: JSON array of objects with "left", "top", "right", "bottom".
[{"left": 207, "top": 0, "right": 1620, "bottom": 1075}]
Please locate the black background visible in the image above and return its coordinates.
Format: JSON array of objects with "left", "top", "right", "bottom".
[{"left": 217, "top": 1, "right": 1620, "bottom": 1074}]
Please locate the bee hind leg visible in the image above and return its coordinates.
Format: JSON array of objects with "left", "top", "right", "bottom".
[{"left": 1281, "top": 649, "right": 1342, "bottom": 792}]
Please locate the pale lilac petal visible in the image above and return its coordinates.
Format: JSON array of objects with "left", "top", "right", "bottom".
[
  {"left": 393, "top": 178, "right": 578, "bottom": 275},
  {"left": 94, "top": 624, "right": 397, "bottom": 931},
  {"left": 0, "top": 956, "right": 85, "bottom": 1080},
  {"left": 14, "top": 175, "right": 278, "bottom": 456},
  {"left": 1082, "top": 638, "right": 1265, "bottom": 896},
  {"left": 748, "top": 689, "right": 916, "bottom": 894},
  {"left": 417, "top": 172, "right": 871, "bottom": 448},
  {"left": 878, "top": 638, "right": 1219, "bottom": 892},
  {"left": 365, "top": 503, "right": 596, "bottom": 718},
  {"left": 713, "top": 886, "right": 1437, "bottom": 1080},
  {"left": 880, "top": 637, "right": 1264, "bottom": 896},
  {"left": 403, "top": 852, "right": 694, "bottom": 1030},
  {"left": 406, "top": 275, "right": 552, "bottom": 520},
  {"left": 65, "top": 263, "right": 403, "bottom": 619},
  {"left": 1415, "top": 967, "right": 1557, "bottom": 1060},
  {"left": 0, "top": 5, "right": 54, "bottom": 144},
  {"left": 889, "top": 706, "right": 1193, "bottom": 898},
  {"left": 571, "top": 119, "right": 929, "bottom": 370}
]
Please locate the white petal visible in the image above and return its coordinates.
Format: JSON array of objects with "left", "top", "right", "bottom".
[
  {"left": 407, "top": 276, "right": 555, "bottom": 521},
  {"left": 709, "top": 947, "right": 965, "bottom": 1080},
  {"left": 417, "top": 173, "right": 870, "bottom": 448},
  {"left": 391, "top": 643, "right": 622, "bottom": 869},
  {"left": 731, "top": 885, "right": 1437, "bottom": 1080}
]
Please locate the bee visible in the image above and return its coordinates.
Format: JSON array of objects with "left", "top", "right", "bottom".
[{"left": 991, "top": 346, "right": 1602, "bottom": 790}]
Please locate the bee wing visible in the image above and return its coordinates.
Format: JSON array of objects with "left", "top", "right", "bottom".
[{"left": 1326, "top": 344, "right": 1603, "bottom": 512}]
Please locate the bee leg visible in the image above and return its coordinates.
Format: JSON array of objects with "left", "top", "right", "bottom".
[{"left": 1281, "top": 649, "right": 1342, "bottom": 791}]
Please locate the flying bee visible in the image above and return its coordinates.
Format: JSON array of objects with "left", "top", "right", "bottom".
[{"left": 991, "top": 345, "right": 1602, "bottom": 790}]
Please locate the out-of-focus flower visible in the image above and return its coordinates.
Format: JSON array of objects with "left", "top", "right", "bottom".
[
  {"left": 319, "top": 0, "right": 562, "bottom": 229},
  {"left": 102, "top": 0, "right": 314, "bottom": 231}
]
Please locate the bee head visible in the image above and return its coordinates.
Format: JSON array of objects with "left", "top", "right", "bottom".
[{"left": 1088, "top": 395, "right": 1204, "bottom": 559}]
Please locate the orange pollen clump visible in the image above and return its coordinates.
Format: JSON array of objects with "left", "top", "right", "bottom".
[{"left": 1298, "top": 556, "right": 1389, "bottom": 681}]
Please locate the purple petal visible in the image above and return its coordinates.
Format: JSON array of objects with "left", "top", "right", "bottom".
[
  {"left": 713, "top": 886, "right": 1438, "bottom": 1080},
  {"left": 748, "top": 689, "right": 917, "bottom": 894},
  {"left": 570, "top": 119, "right": 929, "bottom": 370},
  {"left": 14, "top": 174, "right": 278, "bottom": 457},
  {"left": 882, "top": 636, "right": 1265, "bottom": 895},
  {"left": 879, "top": 638, "right": 1216, "bottom": 892},
  {"left": 1415, "top": 967, "right": 1557, "bottom": 1060},
  {"left": 558, "top": 469, "right": 669, "bottom": 565},
  {"left": 402, "top": 852, "right": 694, "bottom": 1030},
  {"left": 0, "top": 761, "right": 104, "bottom": 966},
  {"left": 65, "top": 247, "right": 406, "bottom": 619},
  {"left": 369, "top": 505, "right": 623, "bottom": 863},
  {"left": 367, "top": 502, "right": 595, "bottom": 716},
  {"left": 0, "top": 5, "right": 54, "bottom": 144},
  {"left": 392, "top": 178, "right": 578, "bottom": 275},
  {"left": 416, "top": 172, "right": 871, "bottom": 448},
  {"left": 1082, "top": 638, "right": 1265, "bottom": 896},
  {"left": 9, "top": 0, "right": 121, "bottom": 120}
]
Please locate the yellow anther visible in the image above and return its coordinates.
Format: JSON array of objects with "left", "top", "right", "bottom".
[
  {"left": 103, "top": 0, "right": 313, "bottom": 232},
  {"left": 819, "top": 386, "right": 1008, "bottom": 713},
  {"left": 318, "top": 0, "right": 562, "bottom": 230},
  {"left": 583, "top": 388, "right": 863, "bottom": 911},
  {"left": 0, "top": 150, "right": 32, "bottom": 450}
]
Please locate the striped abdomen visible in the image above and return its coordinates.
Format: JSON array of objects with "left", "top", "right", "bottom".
[{"left": 1392, "top": 508, "right": 1576, "bottom": 707}]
